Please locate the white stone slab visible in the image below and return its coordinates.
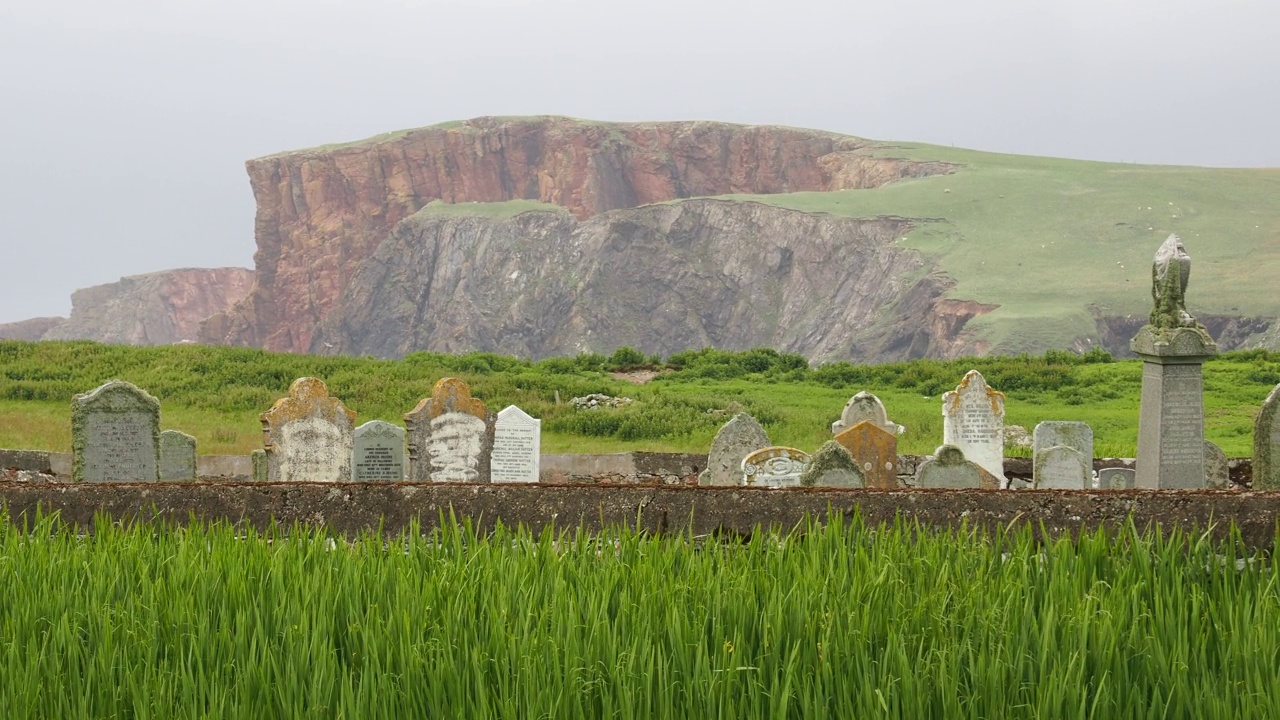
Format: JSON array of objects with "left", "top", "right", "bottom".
[
  {"left": 491, "top": 405, "right": 541, "bottom": 483},
  {"left": 942, "top": 370, "right": 1006, "bottom": 485}
]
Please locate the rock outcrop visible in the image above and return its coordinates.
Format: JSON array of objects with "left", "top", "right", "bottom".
[
  {"left": 43, "top": 268, "right": 254, "bottom": 345},
  {"left": 310, "top": 200, "right": 973, "bottom": 363},
  {"left": 220, "top": 116, "right": 955, "bottom": 352},
  {"left": 0, "top": 317, "right": 65, "bottom": 341}
]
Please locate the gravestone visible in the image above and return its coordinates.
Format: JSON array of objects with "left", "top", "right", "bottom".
[
  {"left": 833, "top": 420, "right": 898, "bottom": 488},
  {"left": 71, "top": 380, "right": 161, "bottom": 483},
  {"left": 1132, "top": 235, "right": 1218, "bottom": 489},
  {"left": 832, "top": 391, "right": 902, "bottom": 435},
  {"left": 1204, "top": 440, "right": 1229, "bottom": 490},
  {"left": 697, "top": 413, "right": 770, "bottom": 486},
  {"left": 251, "top": 449, "right": 267, "bottom": 482},
  {"left": 351, "top": 420, "right": 405, "bottom": 482},
  {"left": 915, "top": 445, "right": 984, "bottom": 489},
  {"left": 1099, "top": 467, "right": 1136, "bottom": 490},
  {"left": 158, "top": 430, "right": 197, "bottom": 481},
  {"left": 1252, "top": 383, "right": 1280, "bottom": 489},
  {"left": 491, "top": 405, "right": 541, "bottom": 483},
  {"left": 798, "top": 441, "right": 864, "bottom": 488},
  {"left": 405, "top": 377, "right": 496, "bottom": 482},
  {"left": 942, "top": 370, "right": 1006, "bottom": 485},
  {"left": 1033, "top": 445, "right": 1090, "bottom": 489},
  {"left": 260, "top": 377, "right": 356, "bottom": 482},
  {"left": 1032, "top": 421, "right": 1094, "bottom": 464},
  {"left": 741, "top": 447, "right": 810, "bottom": 488}
]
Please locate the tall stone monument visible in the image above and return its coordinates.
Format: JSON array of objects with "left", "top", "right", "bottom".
[
  {"left": 71, "top": 380, "right": 161, "bottom": 482},
  {"left": 1131, "top": 235, "right": 1218, "bottom": 489},
  {"left": 405, "top": 377, "right": 496, "bottom": 482},
  {"left": 491, "top": 405, "right": 541, "bottom": 483},
  {"left": 942, "top": 370, "right": 1006, "bottom": 486},
  {"left": 260, "top": 377, "right": 357, "bottom": 482}
]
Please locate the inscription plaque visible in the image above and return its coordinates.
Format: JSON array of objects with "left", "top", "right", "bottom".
[{"left": 352, "top": 420, "right": 405, "bottom": 481}]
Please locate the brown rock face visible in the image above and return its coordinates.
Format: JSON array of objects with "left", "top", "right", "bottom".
[
  {"left": 0, "top": 317, "right": 65, "bottom": 341},
  {"left": 223, "top": 116, "right": 955, "bottom": 352},
  {"left": 43, "top": 268, "right": 254, "bottom": 345}
]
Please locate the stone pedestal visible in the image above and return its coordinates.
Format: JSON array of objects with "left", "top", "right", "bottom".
[{"left": 1131, "top": 326, "right": 1217, "bottom": 489}]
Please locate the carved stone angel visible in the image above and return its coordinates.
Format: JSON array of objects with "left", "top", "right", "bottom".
[{"left": 1150, "top": 234, "right": 1197, "bottom": 329}]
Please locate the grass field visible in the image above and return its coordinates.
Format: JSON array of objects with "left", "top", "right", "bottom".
[
  {"left": 2, "top": 341, "right": 1278, "bottom": 458},
  {"left": 0, "top": 513, "right": 1275, "bottom": 718}
]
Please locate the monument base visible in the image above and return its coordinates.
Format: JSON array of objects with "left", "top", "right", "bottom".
[{"left": 1131, "top": 326, "right": 1217, "bottom": 490}]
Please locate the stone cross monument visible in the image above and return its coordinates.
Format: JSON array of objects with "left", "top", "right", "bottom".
[{"left": 1131, "top": 235, "right": 1218, "bottom": 489}]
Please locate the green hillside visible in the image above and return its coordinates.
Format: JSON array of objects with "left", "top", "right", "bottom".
[{"left": 716, "top": 143, "right": 1280, "bottom": 354}]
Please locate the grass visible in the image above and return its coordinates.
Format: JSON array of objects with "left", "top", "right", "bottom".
[
  {"left": 2, "top": 341, "right": 1278, "bottom": 458},
  {"left": 0, "top": 513, "right": 1275, "bottom": 718},
  {"left": 411, "top": 198, "right": 570, "bottom": 220}
]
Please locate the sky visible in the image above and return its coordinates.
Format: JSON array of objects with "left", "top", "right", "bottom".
[{"left": 1, "top": 0, "right": 1277, "bottom": 323}]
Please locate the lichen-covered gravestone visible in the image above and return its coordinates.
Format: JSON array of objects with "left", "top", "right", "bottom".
[
  {"left": 71, "top": 380, "right": 161, "bottom": 482},
  {"left": 1033, "top": 445, "right": 1090, "bottom": 489},
  {"left": 741, "top": 447, "right": 811, "bottom": 488},
  {"left": 831, "top": 391, "right": 903, "bottom": 435},
  {"left": 159, "top": 430, "right": 197, "bottom": 481},
  {"left": 251, "top": 449, "right": 267, "bottom": 482},
  {"left": 942, "top": 370, "right": 1006, "bottom": 486},
  {"left": 260, "top": 377, "right": 357, "bottom": 482},
  {"left": 351, "top": 420, "right": 406, "bottom": 481},
  {"left": 698, "top": 413, "right": 770, "bottom": 486},
  {"left": 1131, "top": 235, "right": 1218, "bottom": 489},
  {"left": 491, "top": 405, "right": 541, "bottom": 483},
  {"left": 1252, "top": 383, "right": 1280, "bottom": 490},
  {"left": 405, "top": 377, "right": 496, "bottom": 482},
  {"left": 1099, "top": 467, "right": 1136, "bottom": 490},
  {"left": 1204, "top": 440, "right": 1229, "bottom": 489},
  {"left": 834, "top": 421, "right": 898, "bottom": 488},
  {"left": 798, "top": 441, "right": 864, "bottom": 488},
  {"left": 915, "top": 445, "right": 990, "bottom": 489}
]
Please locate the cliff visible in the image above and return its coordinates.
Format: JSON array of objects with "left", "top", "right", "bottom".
[
  {"left": 219, "top": 116, "right": 954, "bottom": 352},
  {"left": 0, "top": 317, "right": 65, "bottom": 341},
  {"left": 311, "top": 200, "right": 980, "bottom": 363},
  {"left": 43, "top": 268, "right": 254, "bottom": 345}
]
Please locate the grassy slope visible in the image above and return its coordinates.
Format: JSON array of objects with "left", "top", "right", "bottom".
[{"left": 718, "top": 143, "right": 1280, "bottom": 354}]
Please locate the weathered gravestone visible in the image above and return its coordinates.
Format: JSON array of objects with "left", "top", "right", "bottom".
[
  {"left": 260, "top": 377, "right": 356, "bottom": 482},
  {"left": 741, "top": 447, "right": 811, "bottom": 488},
  {"left": 1132, "top": 235, "right": 1218, "bottom": 489},
  {"left": 1204, "top": 440, "right": 1229, "bottom": 490},
  {"left": 832, "top": 391, "right": 903, "bottom": 435},
  {"left": 1252, "top": 383, "right": 1280, "bottom": 490},
  {"left": 915, "top": 445, "right": 991, "bottom": 489},
  {"left": 71, "top": 380, "right": 161, "bottom": 483},
  {"left": 251, "top": 449, "right": 267, "bottom": 482},
  {"left": 158, "top": 430, "right": 197, "bottom": 481},
  {"left": 1033, "top": 421, "right": 1093, "bottom": 463},
  {"left": 798, "top": 441, "right": 864, "bottom": 488},
  {"left": 351, "top": 420, "right": 406, "bottom": 482},
  {"left": 1099, "top": 467, "right": 1136, "bottom": 490},
  {"left": 1033, "top": 445, "right": 1091, "bottom": 489},
  {"left": 405, "top": 377, "right": 495, "bottom": 482},
  {"left": 942, "top": 370, "right": 1006, "bottom": 486},
  {"left": 491, "top": 405, "right": 541, "bottom": 483},
  {"left": 834, "top": 420, "right": 898, "bottom": 488},
  {"left": 698, "top": 413, "right": 770, "bottom": 486}
]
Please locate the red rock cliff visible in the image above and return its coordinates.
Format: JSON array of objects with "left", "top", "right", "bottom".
[{"left": 219, "top": 116, "right": 954, "bottom": 352}]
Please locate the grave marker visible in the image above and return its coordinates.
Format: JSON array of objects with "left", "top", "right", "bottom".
[
  {"left": 698, "top": 413, "right": 770, "bottom": 486},
  {"left": 834, "top": 420, "right": 898, "bottom": 488},
  {"left": 942, "top": 370, "right": 1006, "bottom": 485},
  {"left": 352, "top": 420, "right": 406, "bottom": 481},
  {"left": 251, "top": 449, "right": 267, "bottom": 482},
  {"left": 71, "top": 380, "right": 160, "bottom": 483},
  {"left": 1132, "top": 235, "right": 1217, "bottom": 489},
  {"left": 492, "top": 405, "right": 541, "bottom": 483},
  {"left": 159, "top": 430, "right": 197, "bottom": 481},
  {"left": 741, "top": 447, "right": 810, "bottom": 488},
  {"left": 1252, "top": 383, "right": 1280, "bottom": 489},
  {"left": 798, "top": 441, "right": 864, "bottom": 488},
  {"left": 915, "top": 445, "right": 986, "bottom": 489},
  {"left": 1033, "top": 445, "right": 1090, "bottom": 489},
  {"left": 832, "top": 391, "right": 902, "bottom": 435},
  {"left": 405, "top": 377, "right": 495, "bottom": 482},
  {"left": 1204, "top": 440, "right": 1229, "bottom": 489},
  {"left": 260, "top": 377, "right": 356, "bottom": 482},
  {"left": 1032, "top": 421, "right": 1094, "bottom": 463},
  {"left": 1099, "top": 467, "right": 1136, "bottom": 490}
]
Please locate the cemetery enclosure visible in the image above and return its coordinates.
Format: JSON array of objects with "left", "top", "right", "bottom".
[{"left": 3, "top": 481, "right": 1280, "bottom": 549}]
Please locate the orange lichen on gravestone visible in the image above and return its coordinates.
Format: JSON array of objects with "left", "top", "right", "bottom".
[
  {"left": 834, "top": 420, "right": 898, "bottom": 489},
  {"left": 945, "top": 370, "right": 1006, "bottom": 415},
  {"left": 260, "top": 377, "right": 357, "bottom": 448},
  {"left": 405, "top": 377, "right": 489, "bottom": 422}
]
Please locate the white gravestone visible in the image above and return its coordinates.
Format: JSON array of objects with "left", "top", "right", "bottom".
[
  {"left": 71, "top": 380, "right": 161, "bottom": 483},
  {"left": 352, "top": 420, "right": 406, "bottom": 481},
  {"left": 942, "top": 370, "right": 1006, "bottom": 486},
  {"left": 741, "top": 447, "right": 811, "bottom": 488},
  {"left": 1033, "top": 445, "right": 1091, "bottom": 489},
  {"left": 491, "top": 405, "right": 541, "bottom": 483}
]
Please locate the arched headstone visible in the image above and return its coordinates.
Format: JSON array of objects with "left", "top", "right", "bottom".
[
  {"left": 71, "top": 380, "right": 161, "bottom": 483},
  {"left": 405, "top": 377, "right": 495, "bottom": 482},
  {"left": 698, "top": 413, "right": 770, "bottom": 486},
  {"left": 260, "top": 377, "right": 356, "bottom": 482},
  {"left": 942, "top": 370, "right": 1006, "bottom": 485}
]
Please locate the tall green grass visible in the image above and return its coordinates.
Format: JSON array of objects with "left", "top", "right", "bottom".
[{"left": 0, "top": 513, "right": 1276, "bottom": 718}]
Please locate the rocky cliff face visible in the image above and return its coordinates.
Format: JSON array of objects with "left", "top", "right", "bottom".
[
  {"left": 42, "top": 268, "right": 254, "bottom": 345},
  {"left": 311, "top": 200, "right": 974, "bottom": 363},
  {"left": 0, "top": 317, "right": 66, "bottom": 341},
  {"left": 221, "top": 116, "right": 955, "bottom": 352}
]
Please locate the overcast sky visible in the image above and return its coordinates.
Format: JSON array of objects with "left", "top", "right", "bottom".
[{"left": 1, "top": 0, "right": 1276, "bottom": 323}]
